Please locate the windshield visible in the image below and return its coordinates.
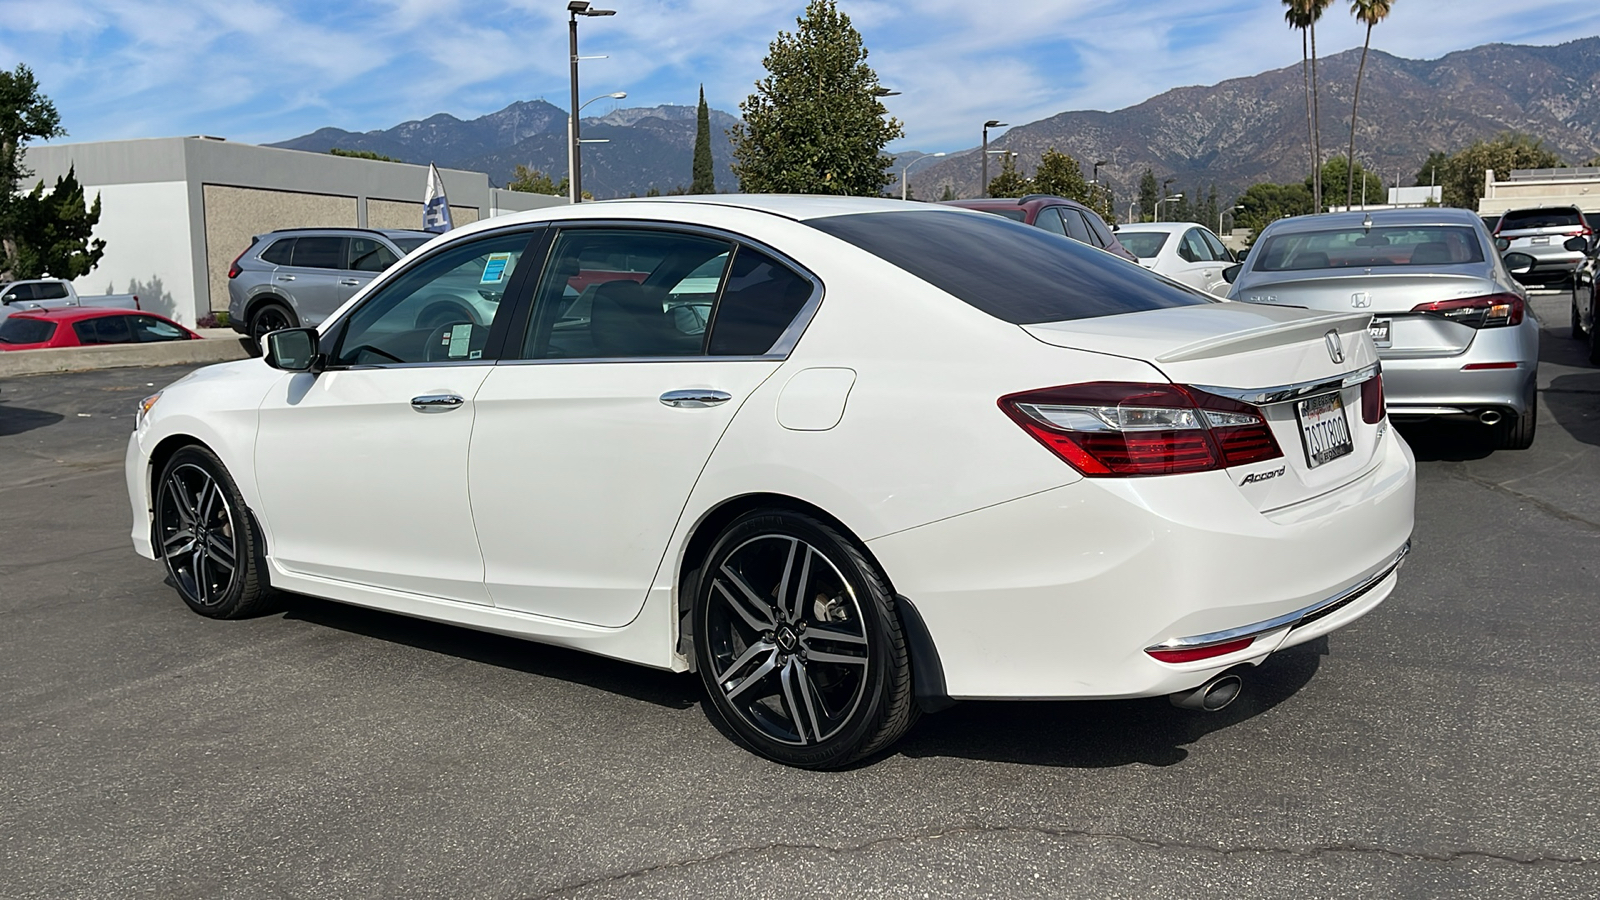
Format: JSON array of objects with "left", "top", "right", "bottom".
[
  {"left": 1252, "top": 225, "right": 1485, "bottom": 271},
  {"left": 391, "top": 237, "right": 431, "bottom": 254},
  {"left": 807, "top": 210, "right": 1212, "bottom": 325},
  {"left": 1115, "top": 232, "right": 1169, "bottom": 259},
  {"left": 0, "top": 317, "right": 56, "bottom": 344}
]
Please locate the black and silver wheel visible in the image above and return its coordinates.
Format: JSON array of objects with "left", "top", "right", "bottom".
[
  {"left": 248, "top": 301, "right": 296, "bottom": 345},
  {"left": 155, "top": 446, "right": 276, "bottom": 619},
  {"left": 693, "top": 510, "right": 916, "bottom": 768}
]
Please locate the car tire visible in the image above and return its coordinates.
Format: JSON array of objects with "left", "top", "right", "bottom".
[
  {"left": 1494, "top": 381, "right": 1538, "bottom": 451},
  {"left": 692, "top": 509, "right": 917, "bottom": 769},
  {"left": 154, "top": 445, "right": 278, "bottom": 619},
  {"left": 1588, "top": 288, "right": 1600, "bottom": 366},
  {"left": 1573, "top": 286, "right": 1584, "bottom": 339},
  {"left": 248, "top": 301, "right": 297, "bottom": 346}
]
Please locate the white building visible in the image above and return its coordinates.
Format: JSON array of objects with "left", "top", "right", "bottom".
[
  {"left": 21, "top": 137, "right": 565, "bottom": 325},
  {"left": 1479, "top": 167, "right": 1600, "bottom": 220}
]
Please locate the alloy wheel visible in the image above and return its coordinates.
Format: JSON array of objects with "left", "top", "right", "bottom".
[
  {"left": 704, "top": 534, "right": 871, "bottom": 746},
  {"left": 157, "top": 463, "right": 240, "bottom": 607},
  {"left": 250, "top": 306, "right": 291, "bottom": 342}
]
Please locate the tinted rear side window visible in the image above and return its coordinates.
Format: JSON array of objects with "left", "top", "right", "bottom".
[
  {"left": 291, "top": 237, "right": 345, "bottom": 269},
  {"left": 1499, "top": 209, "right": 1581, "bottom": 230},
  {"left": 260, "top": 239, "right": 294, "bottom": 265},
  {"left": 0, "top": 317, "right": 55, "bottom": 344},
  {"left": 806, "top": 210, "right": 1212, "bottom": 324},
  {"left": 708, "top": 248, "right": 813, "bottom": 355}
]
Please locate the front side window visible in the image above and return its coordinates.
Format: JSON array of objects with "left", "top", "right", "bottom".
[
  {"left": 260, "top": 239, "right": 295, "bottom": 265},
  {"left": 1179, "top": 229, "right": 1210, "bottom": 263},
  {"left": 0, "top": 317, "right": 55, "bottom": 344},
  {"left": 329, "top": 231, "right": 535, "bottom": 366},
  {"left": 521, "top": 229, "right": 734, "bottom": 360},
  {"left": 1034, "top": 208, "right": 1067, "bottom": 236},
  {"left": 349, "top": 238, "right": 400, "bottom": 273},
  {"left": 1200, "top": 229, "right": 1231, "bottom": 261},
  {"left": 130, "top": 316, "right": 189, "bottom": 342},
  {"left": 75, "top": 315, "right": 134, "bottom": 345},
  {"left": 1253, "top": 225, "right": 1486, "bottom": 271},
  {"left": 35, "top": 281, "right": 69, "bottom": 300},
  {"left": 290, "top": 236, "right": 346, "bottom": 270}
]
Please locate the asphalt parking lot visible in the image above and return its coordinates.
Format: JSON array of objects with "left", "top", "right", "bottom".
[{"left": 2, "top": 290, "right": 1597, "bottom": 899}]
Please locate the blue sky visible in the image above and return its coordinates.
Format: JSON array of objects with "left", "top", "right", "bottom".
[{"left": 3, "top": 0, "right": 1597, "bottom": 154}]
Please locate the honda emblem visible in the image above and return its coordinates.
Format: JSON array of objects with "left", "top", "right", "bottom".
[
  {"left": 1351, "top": 291, "right": 1372, "bottom": 308},
  {"left": 1325, "top": 330, "right": 1345, "bottom": 365}
]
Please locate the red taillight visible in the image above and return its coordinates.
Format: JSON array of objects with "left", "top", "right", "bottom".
[
  {"left": 1361, "top": 370, "right": 1385, "bottom": 425},
  {"left": 227, "top": 258, "right": 243, "bottom": 279},
  {"left": 1000, "top": 382, "right": 1283, "bottom": 477},
  {"left": 1411, "top": 292, "right": 1523, "bottom": 328},
  {"left": 1146, "top": 638, "right": 1254, "bottom": 664}
]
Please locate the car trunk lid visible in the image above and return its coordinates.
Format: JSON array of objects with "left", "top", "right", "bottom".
[{"left": 1232, "top": 271, "right": 1504, "bottom": 357}]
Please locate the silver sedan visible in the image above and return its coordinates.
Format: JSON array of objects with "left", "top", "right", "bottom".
[{"left": 1226, "top": 208, "right": 1539, "bottom": 449}]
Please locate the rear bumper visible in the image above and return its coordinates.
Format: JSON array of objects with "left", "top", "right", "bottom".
[
  {"left": 1381, "top": 320, "right": 1539, "bottom": 420},
  {"left": 865, "top": 427, "right": 1416, "bottom": 700}
]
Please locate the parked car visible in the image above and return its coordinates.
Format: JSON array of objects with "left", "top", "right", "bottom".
[
  {"left": 939, "top": 195, "right": 1139, "bottom": 262},
  {"left": 130, "top": 196, "right": 1415, "bottom": 768},
  {"left": 0, "top": 278, "right": 140, "bottom": 324},
  {"left": 0, "top": 307, "right": 199, "bottom": 351},
  {"left": 1227, "top": 208, "right": 1539, "bottom": 449},
  {"left": 1492, "top": 205, "right": 1591, "bottom": 286},
  {"left": 227, "top": 227, "right": 434, "bottom": 343},
  {"left": 1568, "top": 234, "right": 1600, "bottom": 365},
  {"left": 1112, "top": 222, "right": 1236, "bottom": 296}
]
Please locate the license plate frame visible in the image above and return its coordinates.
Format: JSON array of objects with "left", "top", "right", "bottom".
[
  {"left": 1368, "top": 318, "right": 1391, "bottom": 347},
  {"left": 1296, "top": 392, "right": 1355, "bottom": 469}
]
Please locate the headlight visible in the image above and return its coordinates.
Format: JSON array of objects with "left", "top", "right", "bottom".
[{"left": 136, "top": 392, "right": 162, "bottom": 428}]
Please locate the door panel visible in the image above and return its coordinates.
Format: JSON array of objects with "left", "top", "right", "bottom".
[
  {"left": 469, "top": 360, "right": 779, "bottom": 625},
  {"left": 282, "top": 236, "right": 348, "bottom": 326}
]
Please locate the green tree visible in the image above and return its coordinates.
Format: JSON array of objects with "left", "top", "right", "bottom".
[
  {"left": 986, "top": 153, "right": 1032, "bottom": 198},
  {"left": 328, "top": 148, "right": 399, "bottom": 162},
  {"left": 1031, "top": 148, "right": 1089, "bottom": 202},
  {"left": 1345, "top": 0, "right": 1395, "bottom": 208},
  {"left": 508, "top": 164, "right": 590, "bottom": 199},
  {"left": 691, "top": 85, "right": 715, "bottom": 194},
  {"left": 1137, "top": 168, "right": 1159, "bottom": 222},
  {"left": 1439, "top": 133, "right": 1565, "bottom": 209},
  {"left": 1312, "top": 156, "right": 1384, "bottom": 207},
  {"left": 1197, "top": 185, "right": 1220, "bottom": 232},
  {"left": 1581, "top": 154, "right": 1600, "bottom": 167},
  {"left": 1, "top": 63, "right": 67, "bottom": 282},
  {"left": 1236, "top": 181, "right": 1315, "bottom": 239},
  {"left": 939, "top": 184, "right": 957, "bottom": 201},
  {"left": 1413, "top": 150, "right": 1449, "bottom": 187},
  {"left": 6, "top": 166, "right": 105, "bottom": 280},
  {"left": 729, "top": 0, "right": 903, "bottom": 195}
]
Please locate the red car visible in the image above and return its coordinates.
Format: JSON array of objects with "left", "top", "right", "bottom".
[
  {"left": 940, "top": 194, "right": 1140, "bottom": 263},
  {"left": 0, "top": 307, "right": 201, "bottom": 351}
]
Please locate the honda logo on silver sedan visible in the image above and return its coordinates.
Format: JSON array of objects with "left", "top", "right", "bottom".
[
  {"left": 1351, "top": 292, "right": 1372, "bottom": 308},
  {"left": 1325, "top": 330, "right": 1345, "bottom": 364}
]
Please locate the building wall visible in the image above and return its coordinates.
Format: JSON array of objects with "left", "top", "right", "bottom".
[
  {"left": 202, "top": 186, "right": 360, "bottom": 318},
  {"left": 366, "top": 198, "right": 480, "bottom": 231},
  {"left": 74, "top": 181, "right": 198, "bottom": 323}
]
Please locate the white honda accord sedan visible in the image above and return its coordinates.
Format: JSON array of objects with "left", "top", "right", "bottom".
[{"left": 127, "top": 196, "right": 1415, "bottom": 768}]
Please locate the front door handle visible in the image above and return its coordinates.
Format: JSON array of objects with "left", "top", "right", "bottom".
[
  {"left": 660, "top": 389, "right": 732, "bottom": 408},
  {"left": 338, "top": 278, "right": 362, "bottom": 287},
  {"left": 411, "top": 393, "right": 465, "bottom": 412}
]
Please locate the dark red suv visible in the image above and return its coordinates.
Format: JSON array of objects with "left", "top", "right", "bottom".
[{"left": 940, "top": 195, "right": 1139, "bottom": 262}]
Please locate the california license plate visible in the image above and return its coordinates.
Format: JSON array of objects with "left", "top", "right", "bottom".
[
  {"left": 1368, "top": 318, "right": 1391, "bottom": 346},
  {"left": 1297, "top": 393, "right": 1354, "bottom": 469}
]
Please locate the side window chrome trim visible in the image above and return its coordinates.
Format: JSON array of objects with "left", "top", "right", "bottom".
[{"left": 535, "top": 219, "right": 826, "bottom": 361}]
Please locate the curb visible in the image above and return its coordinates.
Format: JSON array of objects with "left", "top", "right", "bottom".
[{"left": 0, "top": 330, "right": 253, "bottom": 378}]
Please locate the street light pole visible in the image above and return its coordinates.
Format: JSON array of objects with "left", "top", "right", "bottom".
[
  {"left": 1219, "top": 203, "right": 1243, "bottom": 236},
  {"left": 902, "top": 152, "right": 945, "bottom": 201},
  {"left": 1157, "top": 193, "right": 1184, "bottom": 221},
  {"left": 981, "top": 120, "right": 1005, "bottom": 198},
  {"left": 567, "top": 1, "right": 615, "bottom": 204}
]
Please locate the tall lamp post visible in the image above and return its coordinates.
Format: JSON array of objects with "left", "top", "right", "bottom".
[
  {"left": 981, "top": 120, "right": 1006, "bottom": 198},
  {"left": 1157, "top": 193, "right": 1184, "bottom": 221},
  {"left": 1219, "top": 203, "right": 1243, "bottom": 236},
  {"left": 901, "top": 152, "right": 945, "bottom": 201},
  {"left": 1159, "top": 177, "right": 1175, "bottom": 221},
  {"left": 568, "top": 1, "right": 616, "bottom": 204},
  {"left": 1090, "top": 158, "right": 1108, "bottom": 213}
]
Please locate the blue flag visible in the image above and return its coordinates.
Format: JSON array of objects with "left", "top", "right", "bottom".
[{"left": 423, "top": 163, "right": 454, "bottom": 233}]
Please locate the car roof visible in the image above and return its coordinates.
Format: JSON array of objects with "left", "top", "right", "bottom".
[
  {"left": 1261, "top": 207, "right": 1486, "bottom": 235},
  {"left": 1113, "top": 222, "right": 1206, "bottom": 234},
  {"left": 261, "top": 227, "right": 432, "bottom": 240},
  {"left": 10, "top": 306, "right": 171, "bottom": 323},
  {"left": 939, "top": 196, "right": 1086, "bottom": 212}
]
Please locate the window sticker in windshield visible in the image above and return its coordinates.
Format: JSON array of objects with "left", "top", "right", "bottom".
[{"left": 481, "top": 252, "right": 513, "bottom": 284}]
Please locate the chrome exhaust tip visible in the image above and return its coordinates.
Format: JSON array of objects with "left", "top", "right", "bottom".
[
  {"left": 1479, "top": 409, "right": 1503, "bottom": 426},
  {"left": 1169, "top": 673, "right": 1243, "bottom": 712}
]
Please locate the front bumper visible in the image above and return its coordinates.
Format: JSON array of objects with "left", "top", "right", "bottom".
[{"left": 865, "top": 426, "right": 1416, "bottom": 700}]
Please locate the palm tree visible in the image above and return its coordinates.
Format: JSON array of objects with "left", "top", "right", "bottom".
[
  {"left": 1284, "top": 2, "right": 1316, "bottom": 208},
  {"left": 1346, "top": 0, "right": 1396, "bottom": 208},
  {"left": 1285, "top": 0, "right": 1333, "bottom": 211}
]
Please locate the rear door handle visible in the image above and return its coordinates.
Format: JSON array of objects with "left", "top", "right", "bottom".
[
  {"left": 660, "top": 389, "right": 732, "bottom": 408},
  {"left": 275, "top": 275, "right": 295, "bottom": 282},
  {"left": 411, "top": 393, "right": 465, "bottom": 412},
  {"left": 338, "top": 278, "right": 362, "bottom": 286}
]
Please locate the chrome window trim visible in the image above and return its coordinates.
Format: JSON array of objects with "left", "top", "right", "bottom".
[
  {"left": 1144, "top": 540, "right": 1410, "bottom": 653},
  {"left": 1196, "top": 362, "right": 1380, "bottom": 407},
  {"left": 522, "top": 219, "right": 825, "bottom": 362},
  {"left": 496, "top": 354, "right": 783, "bottom": 367}
]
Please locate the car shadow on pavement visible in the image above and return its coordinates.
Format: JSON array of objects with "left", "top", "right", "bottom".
[
  {"left": 0, "top": 403, "right": 65, "bottom": 437},
  {"left": 1394, "top": 421, "right": 1497, "bottom": 462},
  {"left": 277, "top": 593, "right": 702, "bottom": 710},
  {"left": 891, "top": 637, "right": 1327, "bottom": 769},
  {"left": 1544, "top": 370, "right": 1600, "bottom": 448}
]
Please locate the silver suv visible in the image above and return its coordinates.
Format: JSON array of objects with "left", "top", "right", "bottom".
[
  {"left": 227, "top": 228, "right": 433, "bottom": 342},
  {"left": 1492, "top": 206, "right": 1591, "bottom": 286}
]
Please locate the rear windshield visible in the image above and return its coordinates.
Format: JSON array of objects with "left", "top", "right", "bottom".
[
  {"left": 806, "top": 210, "right": 1213, "bottom": 324},
  {"left": 1253, "top": 225, "right": 1485, "bottom": 271},
  {"left": 1499, "top": 209, "right": 1582, "bottom": 230},
  {"left": 0, "top": 317, "right": 56, "bottom": 344},
  {"left": 1115, "top": 232, "right": 1169, "bottom": 258}
]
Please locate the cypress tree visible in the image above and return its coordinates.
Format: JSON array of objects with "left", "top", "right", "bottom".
[{"left": 691, "top": 85, "right": 715, "bottom": 194}]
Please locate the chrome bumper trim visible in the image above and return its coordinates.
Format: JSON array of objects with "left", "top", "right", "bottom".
[
  {"left": 1145, "top": 540, "right": 1411, "bottom": 653},
  {"left": 1196, "top": 363, "right": 1381, "bottom": 407}
]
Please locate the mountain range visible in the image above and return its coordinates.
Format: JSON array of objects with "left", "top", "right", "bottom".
[{"left": 269, "top": 37, "right": 1600, "bottom": 203}]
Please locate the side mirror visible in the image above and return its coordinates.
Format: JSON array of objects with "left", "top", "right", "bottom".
[
  {"left": 1234, "top": 246, "right": 1250, "bottom": 261},
  {"left": 1222, "top": 264, "right": 1243, "bottom": 284},
  {"left": 1494, "top": 237, "right": 1511, "bottom": 253},
  {"left": 1502, "top": 251, "right": 1537, "bottom": 281},
  {"left": 264, "top": 327, "right": 322, "bottom": 373},
  {"left": 1565, "top": 236, "right": 1590, "bottom": 253}
]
